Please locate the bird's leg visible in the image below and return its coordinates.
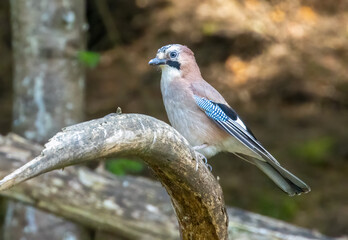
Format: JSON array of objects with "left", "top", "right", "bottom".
[
  {"left": 193, "top": 144, "right": 212, "bottom": 171},
  {"left": 193, "top": 144, "right": 208, "bottom": 163},
  {"left": 193, "top": 144, "right": 208, "bottom": 151}
]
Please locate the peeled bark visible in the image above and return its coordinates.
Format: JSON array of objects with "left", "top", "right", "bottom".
[{"left": 0, "top": 132, "right": 335, "bottom": 240}]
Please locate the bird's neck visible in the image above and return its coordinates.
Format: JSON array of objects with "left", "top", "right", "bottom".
[
  {"left": 181, "top": 61, "right": 202, "bottom": 81},
  {"left": 160, "top": 66, "right": 181, "bottom": 97},
  {"left": 161, "top": 66, "right": 181, "bottom": 82},
  {"left": 160, "top": 61, "right": 202, "bottom": 94}
]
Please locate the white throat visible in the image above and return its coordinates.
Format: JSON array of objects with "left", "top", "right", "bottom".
[{"left": 160, "top": 66, "right": 181, "bottom": 95}]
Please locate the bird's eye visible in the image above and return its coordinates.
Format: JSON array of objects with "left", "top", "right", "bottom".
[{"left": 169, "top": 51, "right": 178, "bottom": 58}]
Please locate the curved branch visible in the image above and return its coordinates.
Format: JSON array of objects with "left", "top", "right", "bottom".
[
  {"left": 0, "top": 134, "right": 335, "bottom": 240},
  {"left": 0, "top": 113, "right": 228, "bottom": 240}
]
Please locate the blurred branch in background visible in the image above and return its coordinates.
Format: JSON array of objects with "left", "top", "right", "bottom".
[{"left": 94, "top": 0, "right": 122, "bottom": 45}]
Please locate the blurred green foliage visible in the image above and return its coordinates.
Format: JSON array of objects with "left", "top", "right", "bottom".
[
  {"left": 77, "top": 51, "right": 100, "bottom": 68},
  {"left": 290, "top": 137, "right": 335, "bottom": 165},
  {"left": 202, "top": 22, "right": 218, "bottom": 35},
  {"left": 257, "top": 195, "right": 299, "bottom": 221},
  {"left": 106, "top": 158, "right": 144, "bottom": 176}
]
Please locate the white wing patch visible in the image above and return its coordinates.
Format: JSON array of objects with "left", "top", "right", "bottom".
[{"left": 235, "top": 117, "right": 247, "bottom": 131}]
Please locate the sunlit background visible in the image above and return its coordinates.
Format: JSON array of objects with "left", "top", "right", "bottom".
[{"left": 0, "top": 0, "right": 347, "bottom": 237}]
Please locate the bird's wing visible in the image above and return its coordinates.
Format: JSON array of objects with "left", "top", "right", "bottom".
[{"left": 193, "top": 95, "right": 280, "bottom": 165}]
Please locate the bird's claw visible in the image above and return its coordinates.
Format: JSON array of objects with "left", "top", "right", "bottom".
[
  {"left": 194, "top": 151, "right": 212, "bottom": 172},
  {"left": 206, "top": 163, "right": 212, "bottom": 172}
]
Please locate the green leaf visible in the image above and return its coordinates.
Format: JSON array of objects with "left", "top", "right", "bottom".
[
  {"left": 106, "top": 158, "right": 144, "bottom": 176},
  {"left": 77, "top": 51, "right": 100, "bottom": 68}
]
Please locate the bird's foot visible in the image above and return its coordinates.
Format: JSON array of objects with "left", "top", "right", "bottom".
[{"left": 194, "top": 151, "right": 212, "bottom": 172}]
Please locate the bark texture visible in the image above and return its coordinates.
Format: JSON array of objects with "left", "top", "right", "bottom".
[
  {"left": 11, "top": 0, "right": 85, "bottom": 143},
  {"left": 0, "top": 133, "right": 337, "bottom": 240},
  {"left": 0, "top": 113, "right": 229, "bottom": 240},
  {"left": 8, "top": 0, "right": 88, "bottom": 239}
]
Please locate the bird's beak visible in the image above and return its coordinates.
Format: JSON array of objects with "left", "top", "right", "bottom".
[{"left": 149, "top": 58, "right": 166, "bottom": 66}]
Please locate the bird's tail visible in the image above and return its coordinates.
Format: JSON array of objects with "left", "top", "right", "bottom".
[{"left": 253, "top": 160, "right": 311, "bottom": 196}]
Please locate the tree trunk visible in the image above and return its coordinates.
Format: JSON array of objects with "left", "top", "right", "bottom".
[
  {"left": 11, "top": 0, "right": 85, "bottom": 141},
  {"left": 6, "top": 0, "right": 88, "bottom": 239}
]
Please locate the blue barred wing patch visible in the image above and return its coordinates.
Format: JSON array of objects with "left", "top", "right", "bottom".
[
  {"left": 194, "top": 95, "right": 280, "bottom": 165},
  {"left": 194, "top": 96, "right": 228, "bottom": 121}
]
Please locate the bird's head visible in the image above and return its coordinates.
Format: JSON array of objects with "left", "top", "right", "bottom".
[{"left": 149, "top": 44, "right": 199, "bottom": 77}]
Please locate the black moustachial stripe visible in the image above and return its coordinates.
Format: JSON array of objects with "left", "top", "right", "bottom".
[{"left": 167, "top": 60, "right": 180, "bottom": 70}]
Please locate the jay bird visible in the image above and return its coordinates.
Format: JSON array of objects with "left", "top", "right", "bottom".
[{"left": 149, "top": 44, "right": 310, "bottom": 196}]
